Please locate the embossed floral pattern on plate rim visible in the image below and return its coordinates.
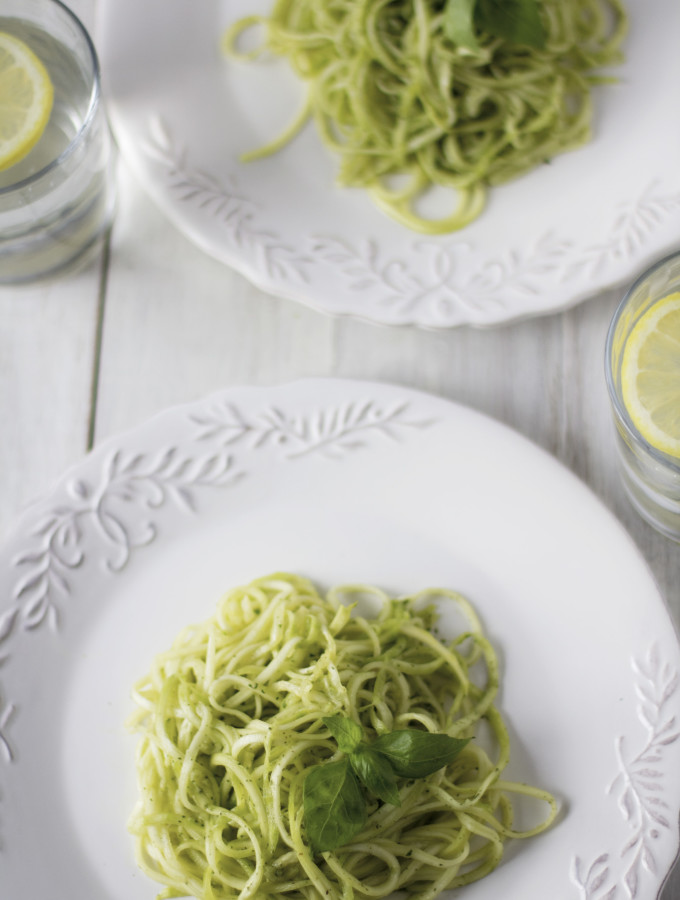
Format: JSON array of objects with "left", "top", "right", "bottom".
[{"left": 1, "top": 379, "right": 680, "bottom": 899}]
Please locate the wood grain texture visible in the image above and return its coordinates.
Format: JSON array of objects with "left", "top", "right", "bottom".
[{"left": 0, "top": 259, "right": 105, "bottom": 540}]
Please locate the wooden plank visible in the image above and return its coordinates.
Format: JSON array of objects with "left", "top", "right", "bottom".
[
  {"left": 94, "top": 162, "right": 336, "bottom": 441},
  {"left": 0, "top": 259, "right": 105, "bottom": 539}
]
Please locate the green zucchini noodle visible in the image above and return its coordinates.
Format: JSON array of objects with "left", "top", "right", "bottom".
[
  {"left": 128, "top": 573, "right": 557, "bottom": 900},
  {"left": 223, "top": 0, "right": 627, "bottom": 234}
]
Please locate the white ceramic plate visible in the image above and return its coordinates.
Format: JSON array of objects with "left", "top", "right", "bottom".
[
  {"left": 1, "top": 379, "right": 679, "bottom": 898},
  {"left": 97, "top": 0, "right": 680, "bottom": 328}
]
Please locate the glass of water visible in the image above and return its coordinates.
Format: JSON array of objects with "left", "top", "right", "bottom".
[
  {"left": 0, "top": 0, "right": 116, "bottom": 283},
  {"left": 605, "top": 251, "right": 680, "bottom": 542}
]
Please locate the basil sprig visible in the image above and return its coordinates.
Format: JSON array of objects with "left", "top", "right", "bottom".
[
  {"left": 443, "top": 0, "right": 546, "bottom": 52},
  {"left": 303, "top": 715, "right": 469, "bottom": 853}
]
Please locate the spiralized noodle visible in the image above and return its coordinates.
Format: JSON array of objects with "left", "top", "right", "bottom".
[
  {"left": 223, "top": 0, "right": 627, "bottom": 233},
  {"left": 128, "top": 573, "right": 557, "bottom": 900}
]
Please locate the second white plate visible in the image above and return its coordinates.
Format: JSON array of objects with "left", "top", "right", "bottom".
[{"left": 98, "top": 0, "right": 680, "bottom": 327}]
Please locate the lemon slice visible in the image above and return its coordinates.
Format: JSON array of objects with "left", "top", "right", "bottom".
[
  {"left": 621, "top": 291, "right": 680, "bottom": 458},
  {"left": 0, "top": 31, "right": 53, "bottom": 171}
]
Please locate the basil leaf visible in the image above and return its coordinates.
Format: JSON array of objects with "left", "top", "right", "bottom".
[
  {"left": 350, "top": 745, "right": 401, "bottom": 807},
  {"left": 443, "top": 0, "right": 481, "bottom": 52},
  {"left": 372, "top": 730, "right": 470, "bottom": 778},
  {"left": 476, "top": 0, "right": 545, "bottom": 49},
  {"left": 322, "top": 715, "right": 364, "bottom": 754},
  {"left": 303, "top": 759, "right": 367, "bottom": 853}
]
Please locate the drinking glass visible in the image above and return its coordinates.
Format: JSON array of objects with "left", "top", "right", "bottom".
[
  {"left": 0, "top": 0, "right": 116, "bottom": 283},
  {"left": 605, "top": 251, "right": 680, "bottom": 541}
]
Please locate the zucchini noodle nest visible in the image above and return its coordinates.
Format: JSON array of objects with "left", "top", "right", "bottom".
[
  {"left": 128, "top": 573, "right": 557, "bottom": 900},
  {"left": 224, "top": 0, "right": 627, "bottom": 234}
]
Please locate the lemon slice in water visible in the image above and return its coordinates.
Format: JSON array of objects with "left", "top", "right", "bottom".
[
  {"left": 0, "top": 31, "right": 53, "bottom": 171},
  {"left": 621, "top": 291, "right": 680, "bottom": 459}
]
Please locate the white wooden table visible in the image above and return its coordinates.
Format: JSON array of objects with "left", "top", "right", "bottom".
[{"left": 1, "top": 0, "right": 678, "bottom": 896}]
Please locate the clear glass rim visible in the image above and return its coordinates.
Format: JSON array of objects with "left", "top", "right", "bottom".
[
  {"left": 604, "top": 248, "right": 680, "bottom": 474},
  {"left": 0, "top": 0, "right": 102, "bottom": 196}
]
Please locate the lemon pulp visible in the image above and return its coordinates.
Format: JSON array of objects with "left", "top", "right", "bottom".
[
  {"left": 0, "top": 30, "right": 53, "bottom": 172},
  {"left": 620, "top": 292, "right": 680, "bottom": 459}
]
